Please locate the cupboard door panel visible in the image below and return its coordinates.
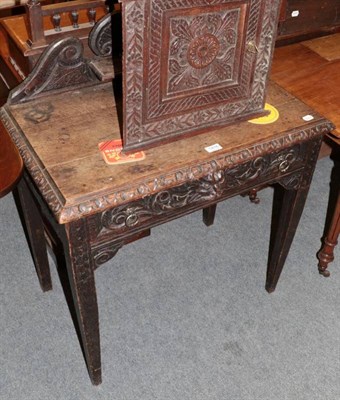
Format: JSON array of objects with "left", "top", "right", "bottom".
[{"left": 122, "top": 0, "right": 281, "bottom": 152}]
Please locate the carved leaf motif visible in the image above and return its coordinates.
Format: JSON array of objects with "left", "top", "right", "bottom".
[
  {"left": 169, "top": 59, "right": 183, "bottom": 74},
  {"left": 171, "top": 19, "right": 192, "bottom": 40},
  {"left": 215, "top": 10, "right": 238, "bottom": 36},
  {"left": 211, "top": 60, "right": 232, "bottom": 80},
  {"left": 189, "top": 15, "right": 207, "bottom": 36},
  {"left": 170, "top": 38, "right": 185, "bottom": 56}
]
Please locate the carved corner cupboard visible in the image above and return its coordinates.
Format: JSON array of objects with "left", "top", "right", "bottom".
[
  {"left": 0, "top": 32, "right": 334, "bottom": 384},
  {"left": 121, "top": 0, "right": 282, "bottom": 151}
]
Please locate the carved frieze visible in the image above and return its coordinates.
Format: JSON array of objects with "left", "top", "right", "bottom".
[
  {"left": 96, "top": 140, "right": 318, "bottom": 236},
  {"left": 92, "top": 240, "right": 124, "bottom": 268}
]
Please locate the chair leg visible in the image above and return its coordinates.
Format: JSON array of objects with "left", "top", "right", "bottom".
[
  {"left": 266, "top": 184, "right": 310, "bottom": 293},
  {"left": 203, "top": 204, "right": 217, "bottom": 226},
  {"left": 63, "top": 219, "right": 101, "bottom": 385},
  {"left": 16, "top": 177, "right": 52, "bottom": 292},
  {"left": 318, "top": 192, "right": 340, "bottom": 276}
]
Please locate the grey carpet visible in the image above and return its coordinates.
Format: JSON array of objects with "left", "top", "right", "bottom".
[{"left": 0, "top": 157, "right": 339, "bottom": 400}]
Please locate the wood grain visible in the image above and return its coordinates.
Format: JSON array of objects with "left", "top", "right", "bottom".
[{"left": 271, "top": 39, "right": 340, "bottom": 136}]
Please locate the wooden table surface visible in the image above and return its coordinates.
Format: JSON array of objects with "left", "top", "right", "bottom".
[
  {"left": 0, "top": 81, "right": 331, "bottom": 223},
  {"left": 271, "top": 34, "right": 340, "bottom": 139}
]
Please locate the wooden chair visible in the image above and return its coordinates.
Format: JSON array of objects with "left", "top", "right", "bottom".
[
  {"left": 317, "top": 135, "right": 340, "bottom": 275},
  {"left": 0, "top": 0, "right": 108, "bottom": 85}
]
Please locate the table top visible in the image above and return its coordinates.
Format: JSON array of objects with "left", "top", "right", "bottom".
[
  {"left": 271, "top": 34, "right": 340, "bottom": 139},
  {"left": 0, "top": 81, "right": 332, "bottom": 223}
]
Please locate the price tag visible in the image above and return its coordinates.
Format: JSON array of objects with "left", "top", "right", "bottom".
[
  {"left": 302, "top": 115, "right": 314, "bottom": 122},
  {"left": 205, "top": 143, "right": 223, "bottom": 153}
]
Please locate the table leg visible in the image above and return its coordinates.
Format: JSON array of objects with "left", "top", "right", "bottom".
[
  {"left": 317, "top": 192, "right": 340, "bottom": 276},
  {"left": 265, "top": 184, "right": 310, "bottom": 293},
  {"left": 63, "top": 219, "right": 101, "bottom": 385},
  {"left": 16, "top": 177, "right": 52, "bottom": 292},
  {"left": 203, "top": 204, "right": 217, "bottom": 226}
]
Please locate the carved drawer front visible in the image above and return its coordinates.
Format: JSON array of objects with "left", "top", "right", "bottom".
[{"left": 122, "top": 0, "right": 281, "bottom": 151}]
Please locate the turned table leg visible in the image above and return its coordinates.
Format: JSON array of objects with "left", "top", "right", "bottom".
[
  {"left": 63, "top": 219, "right": 101, "bottom": 385},
  {"left": 16, "top": 176, "right": 52, "bottom": 292},
  {"left": 318, "top": 192, "right": 340, "bottom": 276},
  {"left": 266, "top": 184, "right": 310, "bottom": 293}
]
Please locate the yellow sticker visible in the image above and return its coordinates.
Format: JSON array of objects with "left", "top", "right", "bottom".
[{"left": 248, "top": 103, "right": 279, "bottom": 125}]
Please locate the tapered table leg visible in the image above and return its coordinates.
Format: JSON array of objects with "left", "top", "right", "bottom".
[
  {"left": 266, "top": 184, "right": 310, "bottom": 293},
  {"left": 63, "top": 219, "right": 101, "bottom": 385},
  {"left": 203, "top": 204, "right": 217, "bottom": 226},
  {"left": 318, "top": 192, "right": 340, "bottom": 276},
  {"left": 16, "top": 176, "right": 52, "bottom": 292}
]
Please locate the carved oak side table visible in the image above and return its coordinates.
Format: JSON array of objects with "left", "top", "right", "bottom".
[{"left": 0, "top": 79, "right": 333, "bottom": 384}]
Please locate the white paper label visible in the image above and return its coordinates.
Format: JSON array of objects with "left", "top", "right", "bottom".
[
  {"left": 205, "top": 143, "right": 223, "bottom": 153},
  {"left": 291, "top": 10, "right": 299, "bottom": 17},
  {"left": 302, "top": 114, "right": 314, "bottom": 122}
]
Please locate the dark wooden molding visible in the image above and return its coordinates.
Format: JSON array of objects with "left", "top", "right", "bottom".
[
  {"left": 8, "top": 37, "right": 100, "bottom": 105},
  {"left": 88, "top": 13, "right": 112, "bottom": 56}
]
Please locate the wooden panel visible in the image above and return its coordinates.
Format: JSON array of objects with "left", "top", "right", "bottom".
[
  {"left": 302, "top": 33, "right": 340, "bottom": 61},
  {"left": 278, "top": 0, "right": 340, "bottom": 38},
  {"left": 122, "top": 0, "right": 282, "bottom": 152}
]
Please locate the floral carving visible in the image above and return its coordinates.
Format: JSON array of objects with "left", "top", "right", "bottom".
[
  {"left": 123, "top": 0, "right": 283, "bottom": 150},
  {"left": 97, "top": 143, "right": 313, "bottom": 235},
  {"left": 168, "top": 10, "right": 239, "bottom": 93}
]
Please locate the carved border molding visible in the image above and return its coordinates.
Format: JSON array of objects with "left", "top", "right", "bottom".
[
  {"left": 0, "top": 107, "right": 66, "bottom": 217},
  {"left": 0, "top": 103, "right": 333, "bottom": 224}
]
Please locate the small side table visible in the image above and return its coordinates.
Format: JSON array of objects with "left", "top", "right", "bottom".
[{"left": 0, "top": 40, "right": 333, "bottom": 384}]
